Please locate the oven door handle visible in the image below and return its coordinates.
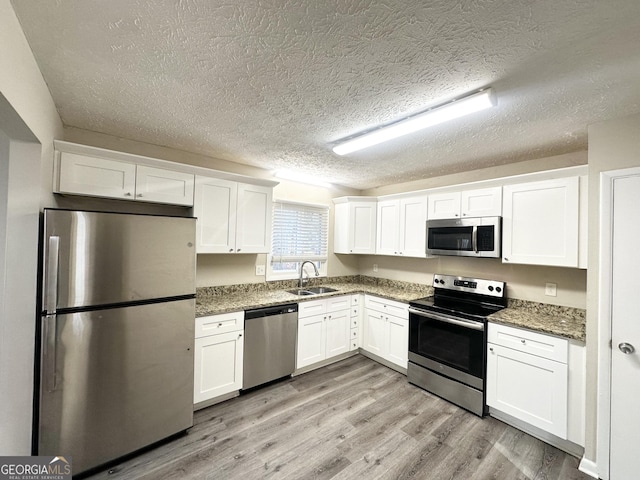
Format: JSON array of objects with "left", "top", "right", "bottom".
[{"left": 408, "top": 307, "right": 485, "bottom": 331}]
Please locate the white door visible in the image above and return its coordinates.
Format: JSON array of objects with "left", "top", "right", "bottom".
[
  {"left": 296, "top": 314, "right": 326, "bottom": 369},
  {"left": 399, "top": 195, "right": 428, "bottom": 258},
  {"left": 427, "top": 191, "right": 461, "bottom": 219},
  {"left": 325, "top": 310, "right": 350, "bottom": 358},
  {"left": 610, "top": 174, "right": 640, "bottom": 479},
  {"left": 376, "top": 200, "right": 399, "bottom": 256},
  {"left": 363, "top": 311, "right": 386, "bottom": 357},
  {"left": 58, "top": 152, "right": 136, "bottom": 200},
  {"left": 135, "top": 165, "right": 195, "bottom": 206},
  {"left": 386, "top": 315, "right": 409, "bottom": 368},
  {"left": 194, "top": 331, "right": 244, "bottom": 404},
  {"left": 350, "top": 202, "right": 377, "bottom": 254},
  {"left": 193, "top": 176, "right": 237, "bottom": 253},
  {"left": 235, "top": 183, "right": 272, "bottom": 253}
]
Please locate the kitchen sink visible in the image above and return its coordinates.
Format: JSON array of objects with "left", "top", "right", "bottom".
[{"left": 287, "top": 286, "right": 338, "bottom": 296}]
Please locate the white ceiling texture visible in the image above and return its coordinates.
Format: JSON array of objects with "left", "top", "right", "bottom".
[{"left": 11, "top": 0, "right": 640, "bottom": 189}]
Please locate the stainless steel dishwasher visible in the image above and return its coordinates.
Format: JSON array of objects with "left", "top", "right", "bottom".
[{"left": 243, "top": 303, "right": 298, "bottom": 390}]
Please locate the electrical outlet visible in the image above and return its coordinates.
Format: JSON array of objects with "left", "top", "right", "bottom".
[
  {"left": 255, "top": 265, "right": 265, "bottom": 276},
  {"left": 545, "top": 282, "right": 557, "bottom": 297},
  {"left": 373, "top": 264, "right": 378, "bottom": 272}
]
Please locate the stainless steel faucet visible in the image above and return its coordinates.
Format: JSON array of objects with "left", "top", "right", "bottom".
[{"left": 298, "top": 261, "right": 320, "bottom": 288}]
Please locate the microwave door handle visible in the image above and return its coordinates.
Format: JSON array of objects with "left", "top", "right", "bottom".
[
  {"left": 472, "top": 226, "right": 478, "bottom": 253},
  {"left": 408, "top": 308, "right": 485, "bottom": 331}
]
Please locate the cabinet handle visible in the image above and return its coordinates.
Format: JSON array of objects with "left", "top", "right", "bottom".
[
  {"left": 455, "top": 213, "right": 459, "bottom": 217},
  {"left": 124, "top": 192, "right": 132, "bottom": 197},
  {"left": 137, "top": 193, "right": 143, "bottom": 197},
  {"left": 504, "top": 257, "right": 509, "bottom": 262},
  {"left": 521, "top": 339, "right": 526, "bottom": 344},
  {"left": 490, "top": 347, "right": 494, "bottom": 352},
  {"left": 229, "top": 248, "right": 234, "bottom": 252},
  {"left": 218, "top": 323, "right": 223, "bottom": 328},
  {"left": 462, "top": 213, "right": 467, "bottom": 216},
  {"left": 238, "top": 334, "right": 242, "bottom": 338},
  {"left": 619, "top": 343, "right": 635, "bottom": 354},
  {"left": 237, "top": 248, "right": 241, "bottom": 252}
]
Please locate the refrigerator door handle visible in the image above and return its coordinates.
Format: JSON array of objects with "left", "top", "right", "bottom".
[
  {"left": 43, "top": 314, "right": 57, "bottom": 391},
  {"left": 45, "top": 236, "right": 60, "bottom": 313}
]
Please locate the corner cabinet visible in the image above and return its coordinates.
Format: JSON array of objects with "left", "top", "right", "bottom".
[
  {"left": 487, "top": 322, "right": 585, "bottom": 447},
  {"left": 502, "top": 176, "right": 584, "bottom": 267},
  {"left": 376, "top": 194, "right": 428, "bottom": 258},
  {"left": 57, "top": 151, "right": 195, "bottom": 206},
  {"left": 194, "top": 311, "right": 244, "bottom": 407},
  {"left": 333, "top": 197, "right": 377, "bottom": 254},
  {"left": 194, "top": 176, "right": 273, "bottom": 254}
]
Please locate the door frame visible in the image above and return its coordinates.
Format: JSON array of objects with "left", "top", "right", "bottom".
[{"left": 596, "top": 166, "right": 640, "bottom": 480}]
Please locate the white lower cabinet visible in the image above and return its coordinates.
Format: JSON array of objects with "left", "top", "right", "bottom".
[
  {"left": 363, "top": 295, "right": 409, "bottom": 369},
  {"left": 296, "top": 296, "right": 351, "bottom": 369},
  {"left": 194, "top": 311, "right": 244, "bottom": 406},
  {"left": 486, "top": 322, "right": 584, "bottom": 442}
]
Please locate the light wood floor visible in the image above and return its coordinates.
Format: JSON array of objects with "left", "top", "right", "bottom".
[{"left": 87, "top": 355, "right": 591, "bottom": 480}]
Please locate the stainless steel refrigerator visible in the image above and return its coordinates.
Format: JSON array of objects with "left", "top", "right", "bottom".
[{"left": 38, "top": 209, "right": 196, "bottom": 475}]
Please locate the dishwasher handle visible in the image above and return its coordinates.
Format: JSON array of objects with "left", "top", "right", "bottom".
[{"left": 245, "top": 303, "right": 298, "bottom": 320}]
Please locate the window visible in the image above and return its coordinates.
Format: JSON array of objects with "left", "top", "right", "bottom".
[{"left": 267, "top": 200, "right": 329, "bottom": 281}]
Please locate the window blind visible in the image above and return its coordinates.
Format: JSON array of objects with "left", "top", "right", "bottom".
[{"left": 271, "top": 201, "right": 329, "bottom": 263}]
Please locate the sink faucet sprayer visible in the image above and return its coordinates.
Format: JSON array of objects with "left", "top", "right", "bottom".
[{"left": 298, "top": 261, "right": 320, "bottom": 288}]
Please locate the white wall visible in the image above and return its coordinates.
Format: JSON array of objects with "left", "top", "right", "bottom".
[
  {"left": 584, "top": 112, "right": 640, "bottom": 468},
  {"left": 0, "top": 0, "right": 64, "bottom": 454}
]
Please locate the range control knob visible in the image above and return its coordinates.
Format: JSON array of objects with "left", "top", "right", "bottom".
[
  {"left": 488, "top": 286, "right": 494, "bottom": 292},
  {"left": 496, "top": 287, "right": 502, "bottom": 293}
]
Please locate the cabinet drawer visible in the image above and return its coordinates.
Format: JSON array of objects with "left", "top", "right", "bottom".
[
  {"left": 196, "top": 311, "right": 244, "bottom": 338},
  {"left": 365, "top": 295, "right": 408, "bottom": 318},
  {"left": 298, "top": 299, "right": 326, "bottom": 317},
  {"left": 350, "top": 329, "right": 358, "bottom": 339},
  {"left": 488, "top": 322, "right": 568, "bottom": 363},
  {"left": 327, "top": 295, "right": 350, "bottom": 312},
  {"left": 350, "top": 317, "right": 359, "bottom": 329},
  {"left": 350, "top": 338, "right": 359, "bottom": 351},
  {"left": 351, "top": 294, "right": 360, "bottom": 306},
  {"left": 351, "top": 306, "right": 360, "bottom": 317}
]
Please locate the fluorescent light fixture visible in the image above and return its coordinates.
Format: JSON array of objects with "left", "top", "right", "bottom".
[
  {"left": 332, "top": 88, "right": 496, "bottom": 156},
  {"left": 275, "top": 170, "right": 332, "bottom": 188}
]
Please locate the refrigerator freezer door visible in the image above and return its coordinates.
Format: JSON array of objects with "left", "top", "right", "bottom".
[
  {"left": 38, "top": 298, "right": 195, "bottom": 474},
  {"left": 43, "top": 210, "right": 196, "bottom": 312}
]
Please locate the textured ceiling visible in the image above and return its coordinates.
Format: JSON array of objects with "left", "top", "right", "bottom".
[{"left": 11, "top": 0, "right": 640, "bottom": 189}]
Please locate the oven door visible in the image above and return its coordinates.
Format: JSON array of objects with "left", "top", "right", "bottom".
[{"left": 408, "top": 307, "right": 486, "bottom": 389}]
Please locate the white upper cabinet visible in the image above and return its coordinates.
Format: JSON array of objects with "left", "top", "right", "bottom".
[
  {"left": 502, "top": 177, "right": 580, "bottom": 267},
  {"left": 376, "top": 195, "right": 428, "bottom": 257},
  {"left": 461, "top": 187, "right": 503, "bottom": 217},
  {"left": 134, "top": 165, "right": 195, "bottom": 206},
  {"left": 333, "top": 197, "right": 377, "bottom": 254},
  {"left": 427, "top": 186, "right": 502, "bottom": 219},
  {"left": 58, "top": 152, "right": 194, "bottom": 206},
  {"left": 194, "top": 176, "right": 272, "bottom": 254}
]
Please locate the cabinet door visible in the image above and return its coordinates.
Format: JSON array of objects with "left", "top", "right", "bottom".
[
  {"left": 350, "top": 202, "right": 377, "bottom": 254},
  {"left": 235, "top": 183, "right": 272, "bottom": 253},
  {"left": 135, "top": 165, "right": 195, "bottom": 206},
  {"left": 58, "top": 152, "right": 136, "bottom": 200},
  {"left": 194, "top": 176, "right": 237, "bottom": 253},
  {"left": 461, "top": 187, "right": 502, "bottom": 217},
  {"left": 386, "top": 314, "right": 409, "bottom": 368},
  {"left": 376, "top": 199, "right": 400, "bottom": 255},
  {"left": 487, "top": 343, "right": 568, "bottom": 438},
  {"left": 363, "top": 310, "right": 386, "bottom": 357},
  {"left": 502, "top": 177, "right": 579, "bottom": 267},
  {"left": 325, "top": 310, "right": 350, "bottom": 358},
  {"left": 427, "top": 192, "right": 461, "bottom": 219},
  {"left": 297, "top": 314, "right": 326, "bottom": 369},
  {"left": 398, "top": 195, "right": 428, "bottom": 258},
  {"left": 194, "top": 331, "right": 244, "bottom": 404}
]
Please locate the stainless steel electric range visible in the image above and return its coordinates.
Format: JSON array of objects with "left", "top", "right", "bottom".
[{"left": 408, "top": 274, "right": 507, "bottom": 416}]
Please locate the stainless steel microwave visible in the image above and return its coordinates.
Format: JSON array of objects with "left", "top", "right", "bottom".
[{"left": 426, "top": 216, "right": 501, "bottom": 258}]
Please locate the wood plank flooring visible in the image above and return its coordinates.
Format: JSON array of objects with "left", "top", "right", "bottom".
[{"left": 86, "top": 355, "right": 591, "bottom": 480}]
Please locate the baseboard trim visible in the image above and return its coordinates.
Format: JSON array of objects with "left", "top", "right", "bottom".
[{"left": 578, "top": 457, "right": 599, "bottom": 479}]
